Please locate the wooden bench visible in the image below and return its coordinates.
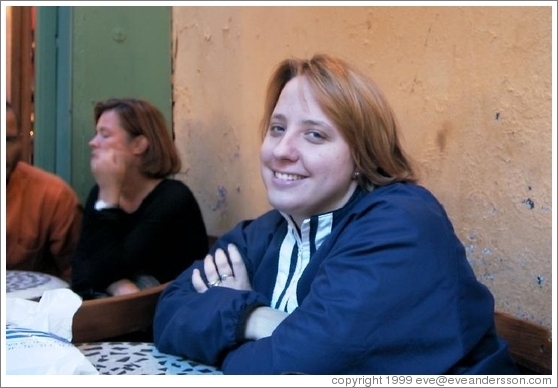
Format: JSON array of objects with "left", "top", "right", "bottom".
[
  {"left": 71, "top": 282, "right": 169, "bottom": 343},
  {"left": 494, "top": 311, "right": 552, "bottom": 374}
]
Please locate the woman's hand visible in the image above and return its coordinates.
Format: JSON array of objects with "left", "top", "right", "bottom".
[
  {"left": 192, "top": 244, "right": 252, "bottom": 293},
  {"left": 191, "top": 244, "right": 287, "bottom": 341},
  {"left": 106, "top": 278, "right": 140, "bottom": 296},
  {"left": 244, "top": 306, "right": 288, "bottom": 341},
  {"left": 91, "top": 147, "right": 129, "bottom": 204}
]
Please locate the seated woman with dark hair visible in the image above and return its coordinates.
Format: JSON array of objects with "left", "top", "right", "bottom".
[{"left": 71, "top": 98, "right": 209, "bottom": 300}]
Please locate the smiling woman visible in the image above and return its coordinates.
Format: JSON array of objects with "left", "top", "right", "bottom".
[{"left": 152, "top": 54, "right": 520, "bottom": 375}]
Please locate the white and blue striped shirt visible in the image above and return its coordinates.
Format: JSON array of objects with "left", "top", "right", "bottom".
[{"left": 271, "top": 212, "right": 334, "bottom": 313}]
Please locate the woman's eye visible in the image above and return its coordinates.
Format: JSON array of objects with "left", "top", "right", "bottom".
[
  {"left": 269, "top": 125, "right": 285, "bottom": 135},
  {"left": 306, "top": 131, "right": 326, "bottom": 142}
]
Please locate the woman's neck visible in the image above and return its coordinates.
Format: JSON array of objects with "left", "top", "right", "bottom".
[{"left": 118, "top": 174, "right": 163, "bottom": 213}]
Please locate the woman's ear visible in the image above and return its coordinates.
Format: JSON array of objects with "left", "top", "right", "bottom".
[{"left": 131, "top": 135, "right": 149, "bottom": 155}]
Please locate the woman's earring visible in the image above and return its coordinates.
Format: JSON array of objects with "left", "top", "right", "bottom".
[{"left": 352, "top": 171, "right": 360, "bottom": 180}]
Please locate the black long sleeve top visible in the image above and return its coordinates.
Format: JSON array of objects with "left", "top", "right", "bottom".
[{"left": 71, "top": 179, "right": 209, "bottom": 299}]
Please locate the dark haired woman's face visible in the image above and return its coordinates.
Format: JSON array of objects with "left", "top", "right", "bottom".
[{"left": 88, "top": 110, "right": 135, "bottom": 162}]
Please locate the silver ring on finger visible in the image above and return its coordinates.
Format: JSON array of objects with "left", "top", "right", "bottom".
[
  {"left": 219, "top": 273, "right": 232, "bottom": 282},
  {"left": 208, "top": 279, "right": 221, "bottom": 288}
]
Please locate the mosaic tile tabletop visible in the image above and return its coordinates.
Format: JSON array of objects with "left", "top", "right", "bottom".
[
  {"left": 6, "top": 270, "right": 69, "bottom": 300},
  {"left": 76, "top": 341, "right": 223, "bottom": 375}
]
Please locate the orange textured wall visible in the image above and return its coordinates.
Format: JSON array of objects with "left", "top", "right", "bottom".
[{"left": 171, "top": 6, "right": 552, "bottom": 327}]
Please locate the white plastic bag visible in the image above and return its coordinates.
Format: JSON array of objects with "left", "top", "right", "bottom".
[
  {"left": 6, "top": 325, "right": 99, "bottom": 375},
  {"left": 5, "top": 288, "right": 99, "bottom": 375}
]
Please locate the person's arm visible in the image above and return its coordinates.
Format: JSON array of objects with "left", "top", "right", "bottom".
[
  {"left": 70, "top": 186, "right": 129, "bottom": 294},
  {"left": 190, "top": 242, "right": 289, "bottom": 341},
  {"left": 244, "top": 306, "right": 288, "bottom": 340},
  {"left": 191, "top": 243, "right": 288, "bottom": 341},
  {"left": 153, "top": 220, "right": 275, "bottom": 364},
  {"left": 220, "top": 198, "right": 496, "bottom": 374},
  {"left": 48, "top": 183, "right": 83, "bottom": 283},
  {"left": 154, "top": 262, "right": 269, "bottom": 364}
]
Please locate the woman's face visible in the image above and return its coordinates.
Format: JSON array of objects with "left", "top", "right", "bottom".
[
  {"left": 260, "top": 76, "right": 357, "bottom": 225},
  {"left": 88, "top": 110, "right": 133, "bottom": 160}
]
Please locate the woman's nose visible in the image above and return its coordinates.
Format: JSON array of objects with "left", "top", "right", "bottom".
[
  {"left": 88, "top": 135, "right": 98, "bottom": 148},
  {"left": 272, "top": 133, "right": 299, "bottom": 161}
]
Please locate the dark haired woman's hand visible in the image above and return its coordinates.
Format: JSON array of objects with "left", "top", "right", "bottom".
[{"left": 91, "top": 147, "right": 128, "bottom": 205}]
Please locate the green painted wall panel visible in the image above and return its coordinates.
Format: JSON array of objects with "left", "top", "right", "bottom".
[{"left": 34, "top": 7, "right": 58, "bottom": 175}]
